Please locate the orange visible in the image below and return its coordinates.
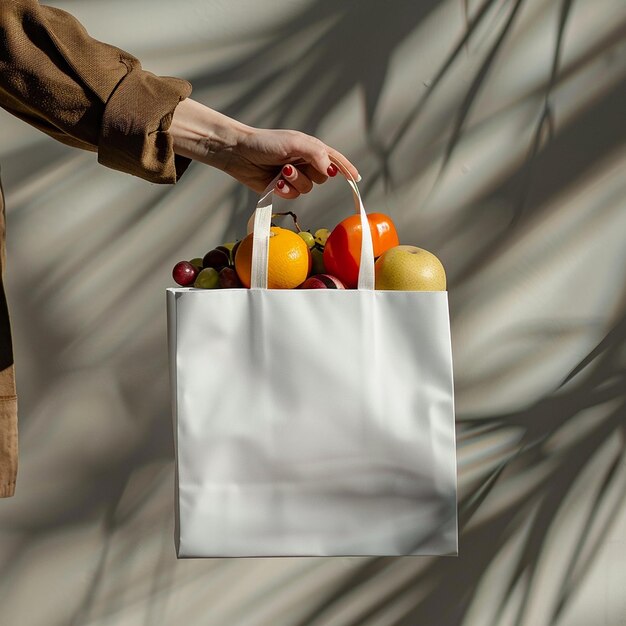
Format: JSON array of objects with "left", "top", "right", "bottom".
[{"left": 235, "top": 227, "right": 311, "bottom": 289}]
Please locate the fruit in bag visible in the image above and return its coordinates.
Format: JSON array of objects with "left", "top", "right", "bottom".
[
  {"left": 323, "top": 213, "right": 399, "bottom": 288},
  {"left": 374, "top": 245, "right": 446, "bottom": 291},
  {"left": 299, "top": 274, "right": 345, "bottom": 289},
  {"left": 194, "top": 267, "right": 219, "bottom": 289},
  {"left": 234, "top": 227, "right": 310, "bottom": 289},
  {"left": 172, "top": 261, "right": 198, "bottom": 286}
]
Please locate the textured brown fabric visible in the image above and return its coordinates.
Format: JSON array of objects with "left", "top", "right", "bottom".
[
  {"left": 0, "top": 0, "right": 194, "bottom": 497},
  {"left": 1, "top": 171, "right": 17, "bottom": 497}
]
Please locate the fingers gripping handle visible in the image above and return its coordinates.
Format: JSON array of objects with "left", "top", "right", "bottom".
[{"left": 248, "top": 157, "right": 375, "bottom": 290}]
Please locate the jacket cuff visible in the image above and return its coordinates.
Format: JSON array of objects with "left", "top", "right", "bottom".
[
  {"left": 0, "top": 482, "right": 15, "bottom": 498},
  {"left": 98, "top": 61, "right": 193, "bottom": 184}
]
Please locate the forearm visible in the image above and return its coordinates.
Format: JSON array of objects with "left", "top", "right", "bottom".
[{"left": 169, "top": 98, "right": 253, "bottom": 171}]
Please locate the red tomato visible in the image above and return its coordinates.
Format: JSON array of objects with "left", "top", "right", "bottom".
[{"left": 323, "top": 213, "right": 399, "bottom": 288}]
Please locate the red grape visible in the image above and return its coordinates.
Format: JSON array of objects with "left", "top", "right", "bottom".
[
  {"left": 172, "top": 261, "right": 198, "bottom": 286},
  {"left": 203, "top": 248, "right": 230, "bottom": 270},
  {"left": 219, "top": 267, "right": 243, "bottom": 288}
]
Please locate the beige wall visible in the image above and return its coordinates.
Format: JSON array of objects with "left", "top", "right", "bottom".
[{"left": 1, "top": 1, "right": 625, "bottom": 624}]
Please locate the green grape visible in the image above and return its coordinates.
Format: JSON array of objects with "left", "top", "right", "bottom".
[
  {"left": 298, "top": 231, "right": 315, "bottom": 249},
  {"left": 194, "top": 267, "right": 219, "bottom": 289},
  {"left": 189, "top": 257, "right": 204, "bottom": 271},
  {"left": 314, "top": 228, "right": 330, "bottom": 247},
  {"left": 310, "top": 247, "right": 326, "bottom": 275}
]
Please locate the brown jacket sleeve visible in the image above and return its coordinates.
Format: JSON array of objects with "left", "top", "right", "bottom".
[
  {"left": 0, "top": 1, "right": 194, "bottom": 498},
  {"left": 0, "top": 0, "right": 193, "bottom": 183}
]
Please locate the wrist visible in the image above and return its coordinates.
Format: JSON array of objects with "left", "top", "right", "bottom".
[{"left": 169, "top": 98, "right": 253, "bottom": 170}]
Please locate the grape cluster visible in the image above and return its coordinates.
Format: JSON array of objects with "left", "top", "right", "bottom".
[
  {"left": 309, "top": 228, "right": 329, "bottom": 275},
  {"left": 172, "top": 241, "right": 243, "bottom": 289},
  {"left": 172, "top": 223, "right": 332, "bottom": 290}
]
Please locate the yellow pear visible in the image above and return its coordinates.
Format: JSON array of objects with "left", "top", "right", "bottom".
[{"left": 375, "top": 245, "right": 446, "bottom": 291}]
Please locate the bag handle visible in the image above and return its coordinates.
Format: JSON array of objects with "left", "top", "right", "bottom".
[{"left": 247, "top": 156, "right": 375, "bottom": 290}]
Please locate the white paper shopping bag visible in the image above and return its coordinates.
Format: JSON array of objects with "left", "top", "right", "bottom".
[{"left": 167, "top": 161, "right": 457, "bottom": 557}]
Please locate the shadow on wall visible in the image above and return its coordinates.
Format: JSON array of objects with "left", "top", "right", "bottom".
[
  {"left": 291, "top": 306, "right": 626, "bottom": 626},
  {"left": 0, "top": 0, "right": 625, "bottom": 625}
]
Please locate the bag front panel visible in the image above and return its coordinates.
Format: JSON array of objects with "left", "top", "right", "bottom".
[{"left": 169, "top": 288, "right": 457, "bottom": 557}]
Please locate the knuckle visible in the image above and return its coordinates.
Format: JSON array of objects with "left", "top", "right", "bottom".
[{"left": 312, "top": 147, "right": 328, "bottom": 164}]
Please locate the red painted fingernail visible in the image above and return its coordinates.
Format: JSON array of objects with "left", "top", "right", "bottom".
[
  {"left": 276, "top": 179, "right": 286, "bottom": 190},
  {"left": 282, "top": 164, "right": 293, "bottom": 177},
  {"left": 327, "top": 163, "right": 338, "bottom": 177}
]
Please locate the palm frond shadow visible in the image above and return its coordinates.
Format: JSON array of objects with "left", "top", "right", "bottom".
[
  {"left": 191, "top": 0, "right": 439, "bottom": 120},
  {"left": 362, "top": 0, "right": 504, "bottom": 196},
  {"left": 447, "top": 71, "right": 626, "bottom": 290},
  {"left": 3, "top": 1, "right": 624, "bottom": 623},
  {"left": 551, "top": 437, "right": 625, "bottom": 623},
  {"left": 291, "top": 303, "right": 626, "bottom": 626},
  {"left": 431, "top": 0, "right": 525, "bottom": 195},
  {"left": 511, "top": 0, "right": 573, "bottom": 226}
]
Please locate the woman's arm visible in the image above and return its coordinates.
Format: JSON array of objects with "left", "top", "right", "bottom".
[
  {"left": 0, "top": 1, "right": 359, "bottom": 193},
  {"left": 169, "top": 98, "right": 360, "bottom": 198}
]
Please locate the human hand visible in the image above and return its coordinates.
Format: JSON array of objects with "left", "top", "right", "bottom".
[
  {"left": 223, "top": 127, "right": 361, "bottom": 198},
  {"left": 170, "top": 98, "right": 360, "bottom": 198}
]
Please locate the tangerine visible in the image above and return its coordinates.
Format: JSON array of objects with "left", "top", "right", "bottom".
[{"left": 234, "top": 227, "right": 311, "bottom": 289}]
